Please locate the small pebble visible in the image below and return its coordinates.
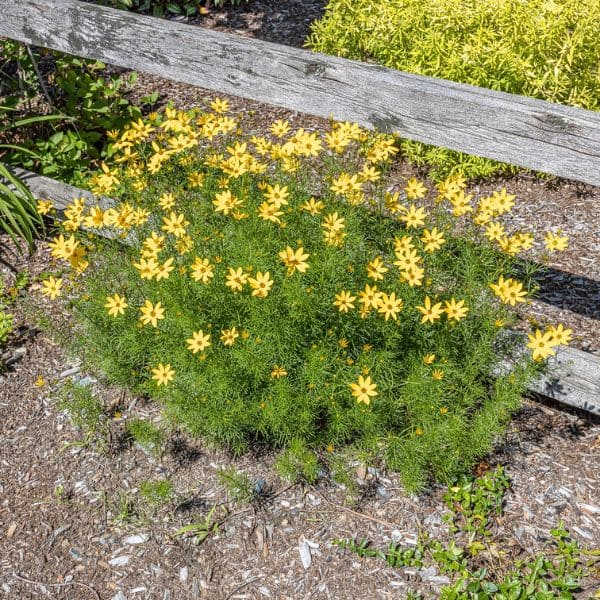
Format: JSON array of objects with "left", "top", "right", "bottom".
[{"left": 109, "top": 555, "right": 131, "bottom": 567}]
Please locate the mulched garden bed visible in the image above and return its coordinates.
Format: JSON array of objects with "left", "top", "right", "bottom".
[
  {"left": 1, "top": 1, "right": 600, "bottom": 597},
  {"left": 1, "top": 235, "right": 599, "bottom": 598}
]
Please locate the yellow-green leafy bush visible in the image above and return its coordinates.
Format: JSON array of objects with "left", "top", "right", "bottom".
[
  {"left": 41, "top": 103, "right": 571, "bottom": 491},
  {"left": 307, "top": 0, "right": 600, "bottom": 180}
]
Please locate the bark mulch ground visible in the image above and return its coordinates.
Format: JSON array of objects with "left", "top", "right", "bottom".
[{"left": 2, "top": 2, "right": 600, "bottom": 598}]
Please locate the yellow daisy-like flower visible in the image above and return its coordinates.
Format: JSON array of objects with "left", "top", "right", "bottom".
[
  {"left": 484, "top": 222, "right": 506, "bottom": 243},
  {"left": 358, "top": 284, "right": 383, "bottom": 311},
  {"left": 416, "top": 296, "right": 444, "bottom": 324},
  {"left": 155, "top": 258, "right": 175, "bottom": 281},
  {"left": 377, "top": 292, "right": 403, "bottom": 321},
  {"left": 36, "top": 199, "right": 54, "bottom": 215},
  {"left": 186, "top": 330, "right": 211, "bottom": 354},
  {"left": 300, "top": 197, "right": 325, "bottom": 215},
  {"left": 139, "top": 300, "right": 165, "bottom": 327},
  {"left": 333, "top": 290, "right": 356, "bottom": 313},
  {"left": 152, "top": 363, "right": 175, "bottom": 386},
  {"left": 278, "top": 246, "right": 310, "bottom": 275},
  {"left": 105, "top": 293, "right": 128, "bottom": 317},
  {"left": 133, "top": 257, "right": 159, "bottom": 280},
  {"left": 158, "top": 192, "right": 176, "bottom": 210},
  {"left": 432, "top": 369, "right": 444, "bottom": 381},
  {"left": 248, "top": 271, "right": 274, "bottom": 298},
  {"left": 190, "top": 257, "right": 214, "bottom": 284},
  {"left": 48, "top": 234, "right": 78, "bottom": 261},
  {"left": 544, "top": 231, "right": 569, "bottom": 252},
  {"left": 350, "top": 375, "right": 378, "bottom": 405},
  {"left": 213, "top": 190, "right": 242, "bottom": 216},
  {"left": 83, "top": 206, "right": 107, "bottom": 229},
  {"left": 405, "top": 177, "right": 427, "bottom": 200},
  {"left": 490, "top": 276, "right": 527, "bottom": 306},
  {"left": 366, "top": 256, "right": 388, "bottom": 281},
  {"left": 400, "top": 204, "right": 427, "bottom": 229},
  {"left": 225, "top": 267, "right": 249, "bottom": 292},
  {"left": 220, "top": 327, "right": 239, "bottom": 346},
  {"left": 401, "top": 265, "right": 425, "bottom": 288},
  {"left": 423, "top": 354, "right": 436, "bottom": 365},
  {"left": 263, "top": 184, "right": 289, "bottom": 208},
  {"left": 257, "top": 201, "right": 283, "bottom": 224},
  {"left": 546, "top": 323, "right": 572, "bottom": 347},
  {"left": 161, "top": 211, "right": 189, "bottom": 237},
  {"left": 41, "top": 276, "right": 62, "bottom": 300},
  {"left": 421, "top": 227, "right": 445, "bottom": 253},
  {"left": 444, "top": 298, "right": 469, "bottom": 322},
  {"left": 210, "top": 97, "right": 230, "bottom": 114},
  {"left": 188, "top": 172, "right": 204, "bottom": 188},
  {"left": 270, "top": 119, "right": 290, "bottom": 138},
  {"left": 322, "top": 212, "right": 345, "bottom": 232},
  {"left": 270, "top": 365, "right": 288, "bottom": 378},
  {"left": 527, "top": 329, "right": 556, "bottom": 362}
]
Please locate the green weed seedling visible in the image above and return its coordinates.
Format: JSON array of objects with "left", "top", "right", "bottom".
[
  {"left": 176, "top": 506, "right": 219, "bottom": 546},
  {"left": 275, "top": 440, "right": 320, "bottom": 484},
  {"left": 442, "top": 465, "right": 510, "bottom": 537},
  {"left": 126, "top": 418, "right": 165, "bottom": 456},
  {"left": 56, "top": 379, "right": 105, "bottom": 443},
  {"left": 217, "top": 467, "right": 256, "bottom": 505},
  {"left": 139, "top": 479, "right": 173, "bottom": 507},
  {"left": 0, "top": 277, "right": 14, "bottom": 348}
]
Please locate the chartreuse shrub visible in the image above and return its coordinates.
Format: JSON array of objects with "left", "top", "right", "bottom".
[
  {"left": 40, "top": 102, "right": 572, "bottom": 491},
  {"left": 307, "top": 0, "right": 600, "bottom": 180}
]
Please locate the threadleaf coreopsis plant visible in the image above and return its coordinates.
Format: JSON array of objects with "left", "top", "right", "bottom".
[{"left": 40, "top": 101, "right": 571, "bottom": 491}]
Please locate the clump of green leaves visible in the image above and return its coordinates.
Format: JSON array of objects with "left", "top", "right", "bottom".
[
  {"left": 336, "top": 469, "right": 598, "bottom": 598},
  {"left": 275, "top": 439, "right": 321, "bottom": 484},
  {"left": 0, "top": 279, "right": 14, "bottom": 347},
  {"left": 56, "top": 380, "right": 104, "bottom": 437},
  {"left": 1, "top": 41, "right": 157, "bottom": 186},
  {"left": 443, "top": 523, "right": 594, "bottom": 598},
  {"left": 101, "top": 0, "right": 247, "bottom": 19},
  {"left": 127, "top": 418, "right": 165, "bottom": 456},
  {"left": 333, "top": 537, "right": 426, "bottom": 568},
  {"left": 442, "top": 465, "right": 510, "bottom": 537},
  {"left": 139, "top": 479, "right": 173, "bottom": 506},
  {"left": 175, "top": 505, "right": 219, "bottom": 545},
  {"left": 307, "top": 0, "right": 600, "bottom": 181},
  {"left": 217, "top": 467, "right": 257, "bottom": 505}
]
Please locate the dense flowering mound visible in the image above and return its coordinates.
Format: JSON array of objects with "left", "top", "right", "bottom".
[{"left": 39, "top": 102, "right": 571, "bottom": 490}]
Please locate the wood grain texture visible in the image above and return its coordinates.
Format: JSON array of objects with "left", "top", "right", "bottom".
[
  {"left": 2, "top": 0, "right": 600, "bottom": 185},
  {"left": 7, "top": 166, "right": 600, "bottom": 415}
]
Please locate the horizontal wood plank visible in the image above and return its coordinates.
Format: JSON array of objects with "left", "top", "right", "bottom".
[
  {"left": 8, "top": 166, "right": 600, "bottom": 416},
  {"left": 1, "top": 0, "right": 600, "bottom": 185}
]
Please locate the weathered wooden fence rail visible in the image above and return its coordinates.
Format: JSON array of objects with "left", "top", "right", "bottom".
[
  {"left": 11, "top": 166, "right": 600, "bottom": 417},
  {"left": 2, "top": 0, "right": 600, "bottom": 185}
]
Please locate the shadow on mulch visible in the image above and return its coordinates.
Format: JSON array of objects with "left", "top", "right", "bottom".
[
  {"left": 494, "top": 399, "right": 600, "bottom": 461},
  {"left": 189, "top": 0, "right": 328, "bottom": 48},
  {"left": 533, "top": 268, "right": 600, "bottom": 320}
]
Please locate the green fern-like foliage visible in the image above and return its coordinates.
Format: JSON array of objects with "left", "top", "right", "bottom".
[
  {"left": 307, "top": 0, "right": 600, "bottom": 180},
  {"left": 44, "top": 106, "right": 556, "bottom": 492}
]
